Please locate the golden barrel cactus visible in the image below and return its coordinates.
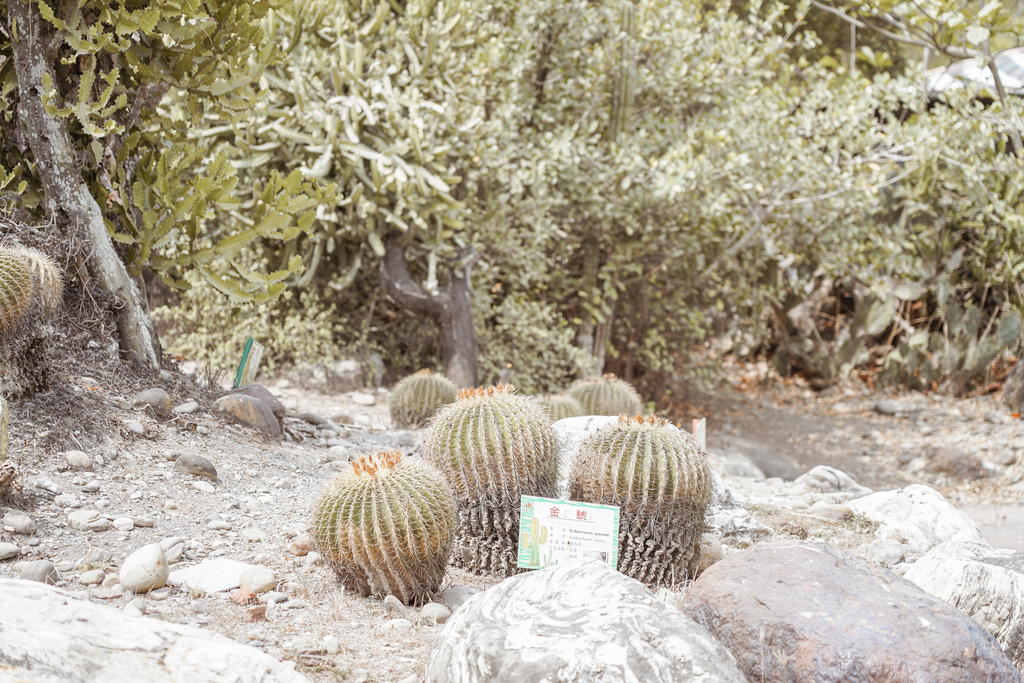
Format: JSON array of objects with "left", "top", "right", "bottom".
[
  {"left": 0, "top": 245, "right": 64, "bottom": 397},
  {"left": 569, "top": 415, "right": 712, "bottom": 587},
  {"left": 312, "top": 450, "right": 457, "bottom": 604},
  {"left": 568, "top": 374, "right": 644, "bottom": 416},
  {"left": 423, "top": 384, "right": 557, "bottom": 575},
  {"left": 536, "top": 393, "right": 586, "bottom": 422},
  {"left": 389, "top": 369, "right": 457, "bottom": 428}
]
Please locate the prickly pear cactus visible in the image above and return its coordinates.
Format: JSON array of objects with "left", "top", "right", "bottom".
[
  {"left": 423, "top": 384, "right": 557, "bottom": 576},
  {"left": 0, "top": 245, "right": 64, "bottom": 398},
  {"left": 536, "top": 394, "right": 586, "bottom": 422},
  {"left": 312, "top": 450, "right": 457, "bottom": 604},
  {"left": 389, "top": 369, "right": 457, "bottom": 428},
  {"left": 568, "top": 374, "right": 644, "bottom": 416},
  {"left": 569, "top": 415, "right": 712, "bottom": 587}
]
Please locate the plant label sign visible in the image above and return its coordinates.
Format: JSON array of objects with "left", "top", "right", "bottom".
[
  {"left": 233, "top": 337, "right": 264, "bottom": 388},
  {"left": 518, "top": 496, "right": 620, "bottom": 570}
]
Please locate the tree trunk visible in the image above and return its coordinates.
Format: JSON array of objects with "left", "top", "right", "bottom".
[
  {"left": 9, "top": 0, "right": 161, "bottom": 370},
  {"left": 379, "top": 232, "right": 478, "bottom": 388}
]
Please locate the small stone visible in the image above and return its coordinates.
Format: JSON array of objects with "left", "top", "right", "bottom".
[
  {"left": 54, "top": 494, "right": 81, "bottom": 508},
  {"left": 304, "top": 552, "right": 325, "bottom": 568},
  {"left": 150, "top": 586, "right": 172, "bottom": 601},
  {"left": 240, "top": 528, "right": 266, "bottom": 542},
  {"left": 123, "top": 604, "right": 144, "bottom": 617},
  {"left": 287, "top": 539, "right": 313, "bottom": 556},
  {"left": 874, "top": 400, "right": 907, "bottom": 415},
  {"left": 32, "top": 478, "right": 62, "bottom": 495},
  {"left": 212, "top": 395, "right": 281, "bottom": 437},
  {"left": 78, "top": 569, "right": 106, "bottom": 585},
  {"left": 173, "top": 401, "right": 201, "bottom": 415},
  {"left": 192, "top": 481, "right": 215, "bottom": 494},
  {"left": 3, "top": 511, "right": 36, "bottom": 535},
  {"left": 190, "top": 600, "right": 213, "bottom": 614},
  {"left": 164, "top": 500, "right": 178, "bottom": 510},
  {"left": 350, "top": 392, "right": 375, "bottom": 406},
  {"left": 20, "top": 560, "right": 58, "bottom": 585},
  {"left": 174, "top": 453, "right": 218, "bottom": 481},
  {"left": 239, "top": 566, "right": 277, "bottom": 594},
  {"left": 280, "top": 599, "right": 307, "bottom": 611},
  {"left": 231, "top": 586, "right": 259, "bottom": 605},
  {"left": 985, "top": 411, "right": 1011, "bottom": 424},
  {"left": 298, "top": 411, "right": 329, "bottom": 426},
  {"left": 81, "top": 481, "right": 101, "bottom": 493},
  {"left": 125, "top": 420, "right": 145, "bottom": 435},
  {"left": 68, "top": 509, "right": 105, "bottom": 531},
  {"left": 382, "top": 618, "right": 412, "bottom": 632},
  {"left": 995, "top": 450, "right": 1019, "bottom": 466},
  {"left": 112, "top": 518, "right": 134, "bottom": 531},
  {"left": 245, "top": 605, "right": 267, "bottom": 622},
  {"left": 131, "top": 389, "right": 173, "bottom": 419},
  {"left": 421, "top": 602, "right": 451, "bottom": 624},
  {"left": 384, "top": 594, "right": 407, "bottom": 618},
  {"left": 245, "top": 498, "right": 263, "bottom": 511},
  {"left": 261, "top": 592, "right": 288, "bottom": 605},
  {"left": 119, "top": 543, "right": 169, "bottom": 594},
  {"left": 64, "top": 450, "right": 93, "bottom": 470},
  {"left": 441, "top": 585, "right": 480, "bottom": 608},
  {"left": 226, "top": 385, "right": 286, "bottom": 420},
  {"left": 160, "top": 537, "right": 186, "bottom": 565},
  {"left": 207, "top": 520, "right": 232, "bottom": 531},
  {"left": 102, "top": 573, "right": 121, "bottom": 588},
  {"left": 323, "top": 635, "right": 341, "bottom": 655},
  {"left": 130, "top": 516, "right": 155, "bottom": 528},
  {"left": 0, "top": 542, "right": 20, "bottom": 560}
]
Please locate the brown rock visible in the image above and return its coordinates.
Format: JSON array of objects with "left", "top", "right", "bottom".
[
  {"left": 288, "top": 539, "right": 314, "bottom": 556},
  {"left": 231, "top": 587, "right": 258, "bottom": 606},
  {"left": 245, "top": 605, "right": 267, "bottom": 622},
  {"left": 226, "top": 384, "right": 286, "bottom": 421},
  {"left": 173, "top": 453, "right": 218, "bottom": 481},
  {"left": 131, "top": 388, "right": 173, "bottom": 420},
  {"left": 683, "top": 542, "right": 1021, "bottom": 683},
  {"left": 926, "top": 447, "right": 987, "bottom": 480},
  {"left": 212, "top": 395, "right": 281, "bottom": 437}
]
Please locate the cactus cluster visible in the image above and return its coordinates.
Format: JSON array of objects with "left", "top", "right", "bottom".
[
  {"left": 389, "top": 369, "right": 457, "bottom": 428},
  {"left": 311, "top": 450, "right": 457, "bottom": 604},
  {"left": 569, "top": 415, "right": 712, "bottom": 586},
  {"left": 0, "top": 245, "right": 63, "bottom": 398},
  {"left": 568, "top": 374, "right": 644, "bottom": 416},
  {"left": 536, "top": 393, "right": 586, "bottom": 422},
  {"left": 423, "top": 384, "right": 557, "bottom": 575}
]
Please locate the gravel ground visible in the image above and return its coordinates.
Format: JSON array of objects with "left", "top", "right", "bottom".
[{"left": 1, "top": 363, "right": 1022, "bottom": 682}]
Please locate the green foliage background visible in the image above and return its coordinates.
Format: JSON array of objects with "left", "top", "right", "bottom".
[{"left": 74, "top": 0, "right": 1022, "bottom": 397}]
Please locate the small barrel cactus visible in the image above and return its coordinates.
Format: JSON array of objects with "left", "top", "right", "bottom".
[
  {"left": 312, "top": 450, "right": 457, "bottom": 604},
  {"left": 569, "top": 415, "right": 712, "bottom": 587},
  {"left": 389, "top": 369, "right": 457, "bottom": 428},
  {"left": 0, "top": 245, "right": 64, "bottom": 397},
  {"left": 568, "top": 374, "right": 644, "bottom": 416},
  {"left": 423, "top": 384, "right": 557, "bottom": 575},
  {"left": 536, "top": 393, "right": 586, "bottom": 421}
]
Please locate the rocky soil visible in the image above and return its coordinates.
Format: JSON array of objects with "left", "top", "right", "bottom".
[{"left": 1, "top": 360, "right": 1023, "bottom": 682}]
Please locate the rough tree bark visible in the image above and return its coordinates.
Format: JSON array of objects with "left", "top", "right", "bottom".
[
  {"left": 379, "top": 232, "right": 478, "bottom": 389},
  {"left": 8, "top": 0, "right": 161, "bottom": 369}
]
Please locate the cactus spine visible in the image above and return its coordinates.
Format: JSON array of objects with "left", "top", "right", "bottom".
[
  {"left": 568, "top": 374, "right": 644, "bottom": 416},
  {"left": 312, "top": 450, "right": 457, "bottom": 604},
  {"left": 537, "top": 394, "right": 586, "bottom": 422},
  {"left": 569, "top": 415, "right": 712, "bottom": 587},
  {"left": 0, "top": 245, "right": 63, "bottom": 398},
  {"left": 389, "top": 369, "right": 457, "bottom": 428},
  {"left": 423, "top": 384, "right": 557, "bottom": 575}
]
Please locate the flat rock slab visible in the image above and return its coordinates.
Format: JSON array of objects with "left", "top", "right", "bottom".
[
  {"left": 168, "top": 558, "right": 256, "bottom": 594},
  {"left": 0, "top": 577, "right": 308, "bottom": 682},
  {"left": 427, "top": 558, "right": 746, "bottom": 683},
  {"left": 226, "top": 384, "right": 286, "bottom": 420},
  {"left": 683, "top": 542, "right": 1021, "bottom": 683}
]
